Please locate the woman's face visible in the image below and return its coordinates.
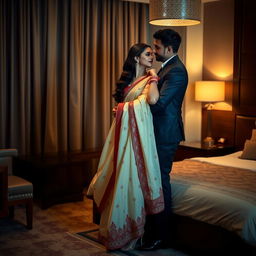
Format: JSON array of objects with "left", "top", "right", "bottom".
[{"left": 138, "top": 47, "right": 154, "bottom": 68}]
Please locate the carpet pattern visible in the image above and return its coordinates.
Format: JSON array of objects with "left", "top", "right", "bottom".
[
  {"left": 0, "top": 197, "right": 189, "bottom": 256},
  {"left": 76, "top": 229, "right": 190, "bottom": 256},
  {"left": 0, "top": 198, "right": 103, "bottom": 256}
]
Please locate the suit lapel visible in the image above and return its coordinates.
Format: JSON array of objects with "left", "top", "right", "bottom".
[
  {"left": 157, "top": 67, "right": 163, "bottom": 76},
  {"left": 158, "top": 55, "right": 179, "bottom": 76},
  {"left": 157, "top": 55, "right": 179, "bottom": 89}
]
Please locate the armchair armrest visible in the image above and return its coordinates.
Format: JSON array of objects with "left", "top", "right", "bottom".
[
  {"left": 0, "top": 149, "right": 18, "bottom": 157},
  {"left": 0, "top": 166, "right": 8, "bottom": 217},
  {"left": 0, "top": 149, "right": 18, "bottom": 175}
]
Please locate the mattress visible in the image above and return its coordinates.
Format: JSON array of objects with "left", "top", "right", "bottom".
[{"left": 170, "top": 151, "right": 256, "bottom": 246}]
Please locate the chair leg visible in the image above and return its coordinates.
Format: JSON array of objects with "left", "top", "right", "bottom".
[
  {"left": 26, "top": 199, "right": 33, "bottom": 229},
  {"left": 8, "top": 206, "right": 14, "bottom": 218}
]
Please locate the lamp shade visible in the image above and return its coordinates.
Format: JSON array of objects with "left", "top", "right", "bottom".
[
  {"left": 149, "top": 0, "right": 201, "bottom": 26},
  {"left": 195, "top": 81, "right": 225, "bottom": 102}
]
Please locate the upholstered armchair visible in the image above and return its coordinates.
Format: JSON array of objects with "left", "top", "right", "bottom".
[{"left": 0, "top": 149, "right": 33, "bottom": 229}]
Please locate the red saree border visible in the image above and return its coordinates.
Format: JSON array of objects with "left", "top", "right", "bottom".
[
  {"left": 128, "top": 102, "right": 164, "bottom": 215},
  {"left": 98, "top": 103, "right": 125, "bottom": 212},
  {"left": 98, "top": 97, "right": 164, "bottom": 250},
  {"left": 123, "top": 75, "right": 148, "bottom": 98},
  {"left": 99, "top": 208, "right": 146, "bottom": 250}
]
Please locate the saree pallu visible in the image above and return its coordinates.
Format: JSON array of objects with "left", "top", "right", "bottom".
[{"left": 87, "top": 75, "right": 164, "bottom": 250}]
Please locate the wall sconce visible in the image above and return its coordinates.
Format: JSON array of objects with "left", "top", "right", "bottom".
[
  {"left": 195, "top": 81, "right": 225, "bottom": 147},
  {"left": 149, "top": 0, "right": 201, "bottom": 26}
]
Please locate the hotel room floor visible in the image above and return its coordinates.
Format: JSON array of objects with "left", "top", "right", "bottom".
[{"left": 0, "top": 196, "right": 193, "bottom": 256}]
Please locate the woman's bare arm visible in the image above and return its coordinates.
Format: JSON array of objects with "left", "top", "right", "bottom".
[{"left": 146, "top": 69, "right": 159, "bottom": 105}]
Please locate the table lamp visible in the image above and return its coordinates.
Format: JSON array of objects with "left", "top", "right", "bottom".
[{"left": 195, "top": 81, "right": 225, "bottom": 147}]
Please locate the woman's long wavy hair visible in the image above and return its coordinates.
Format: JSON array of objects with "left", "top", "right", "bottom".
[{"left": 113, "top": 43, "right": 151, "bottom": 103}]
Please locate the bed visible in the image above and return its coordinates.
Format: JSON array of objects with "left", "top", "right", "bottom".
[
  {"left": 92, "top": 115, "right": 256, "bottom": 252},
  {"left": 170, "top": 115, "right": 256, "bottom": 253}
]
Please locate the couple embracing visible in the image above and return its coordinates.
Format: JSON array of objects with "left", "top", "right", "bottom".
[{"left": 87, "top": 28, "right": 188, "bottom": 251}]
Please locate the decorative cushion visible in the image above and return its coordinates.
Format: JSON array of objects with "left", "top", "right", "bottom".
[
  {"left": 8, "top": 175, "right": 33, "bottom": 200},
  {"left": 240, "top": 140, "right": 256, "bottom": 160}
]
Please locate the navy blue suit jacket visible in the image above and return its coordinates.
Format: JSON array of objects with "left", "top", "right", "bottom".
[
  {"left": 145, "top": 55, "right": 188, "bottom": 241},
  {"left": 150, "top": 55, "right": 188, "bottom": 146}
]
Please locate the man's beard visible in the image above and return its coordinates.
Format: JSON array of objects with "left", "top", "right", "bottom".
[{"left": 155, "top": 54, "right": 165, "bottom": 62}]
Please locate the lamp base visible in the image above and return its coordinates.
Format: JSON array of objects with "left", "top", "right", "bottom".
[{"left": 202, "top": 136, "right": 215, "bottom": 148}]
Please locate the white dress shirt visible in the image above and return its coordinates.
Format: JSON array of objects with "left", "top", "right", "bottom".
[{"left": 161, "top": 54, "right": 177, "bottom": 69}]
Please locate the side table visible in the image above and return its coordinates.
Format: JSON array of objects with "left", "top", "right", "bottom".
[{"left": 174, "top": 141, "right": 236, "bottom": 162}]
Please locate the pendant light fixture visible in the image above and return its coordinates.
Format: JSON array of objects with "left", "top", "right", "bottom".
[{"left": 149, "top": 0, "right": 201, "bottom": 26}]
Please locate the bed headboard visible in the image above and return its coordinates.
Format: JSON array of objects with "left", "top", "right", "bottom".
[{"left": 235, "top": 115, "right": 256, "bottom": 150}]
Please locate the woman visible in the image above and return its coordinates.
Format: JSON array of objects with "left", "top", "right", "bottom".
[{"left": 87, "top": 43, "right": 164, "bottom": 250}]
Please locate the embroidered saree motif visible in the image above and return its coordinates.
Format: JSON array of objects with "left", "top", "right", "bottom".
[
  {"left": 87, "top": 75, "right": 164, "bottom": 250},
  {"left": 99, "top": 208, "right": 146, "bottom": 250},
  {"left": 128, "top": 101, "right": 164, "bottom": 214}
]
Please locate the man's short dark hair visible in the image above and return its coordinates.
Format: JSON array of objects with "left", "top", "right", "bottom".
[{"left": 153, "top": 29, "right": 181, "bottom": 53}]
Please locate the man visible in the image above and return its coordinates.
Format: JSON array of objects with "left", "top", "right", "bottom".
[{"left": 142, "top": 29, "right": 188, "bottom": 250}]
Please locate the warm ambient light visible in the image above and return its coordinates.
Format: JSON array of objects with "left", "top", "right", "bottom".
[
  {"left": 149, "top": 0, "right": 201, "bottom": 26},
  {"left": 195, "top": 81, "right": 225, "bottom": 102},
  {"left": 195, "top": 81, "right": 225, "bottom": 147}
]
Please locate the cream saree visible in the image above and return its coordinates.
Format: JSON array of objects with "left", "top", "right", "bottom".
[{"left": 87, "top": 75, "right": 164, "bottom": 250}]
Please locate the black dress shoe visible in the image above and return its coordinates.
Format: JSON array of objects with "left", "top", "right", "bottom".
[
  {"left": 134, "top": 237, "right": 143, "bottom": 249},
  {"left": 139, "top": 240, "right": 167, "bottom": 251}
]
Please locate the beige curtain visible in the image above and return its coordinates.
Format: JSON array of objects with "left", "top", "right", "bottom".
[{"left": 0, "top": 0, "right": 149, "bottom": 155}]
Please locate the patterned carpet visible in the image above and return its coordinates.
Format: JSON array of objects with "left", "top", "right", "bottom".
[
  {"left": 75, "top": 229, "right": 190, "bottom": 256},
  {"left": 0, "top": 197, "right": 189, "bottom": 256}
]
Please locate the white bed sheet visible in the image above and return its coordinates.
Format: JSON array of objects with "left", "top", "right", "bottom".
[
  {"left": 171, "top": 152, "right": 256, "bottom": 247},
  {"left": 190, "top": 151, "right": 256, "bottom": 171}
]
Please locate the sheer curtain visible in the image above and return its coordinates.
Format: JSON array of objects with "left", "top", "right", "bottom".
[{"left": 0, "top": 0, "right": 149, "bottom": 154}]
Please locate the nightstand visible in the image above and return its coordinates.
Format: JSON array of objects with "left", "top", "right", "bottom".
[{"left": 174, "top": 141, "right": 236, "bottom": 162}]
